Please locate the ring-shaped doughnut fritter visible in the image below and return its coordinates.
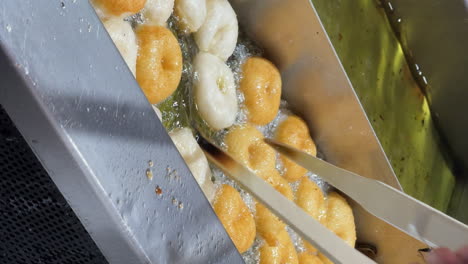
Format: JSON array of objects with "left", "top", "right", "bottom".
[
  {"left": 240, "top": 57, "right": 282, "bottom": 125},
  {"left": 213, "top": 184, "right": 256, "bottom": 253},
  {"left": 225, "top": 125, "right": 276, "bottom": 181},
  {"left": 136, "top": 25, "right": 182, "bottom": 104}
]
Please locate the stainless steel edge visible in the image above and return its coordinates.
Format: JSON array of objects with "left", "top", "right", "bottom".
[
  {"left": 0, "top": 1, "right": 243, "bottom": 263},
  {"left": 229, "top": 0, "right": 428, "bottom": 262}
]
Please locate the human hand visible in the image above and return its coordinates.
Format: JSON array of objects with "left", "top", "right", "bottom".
[{"left": 426, "top": 246, "right": 468, "bottom": 264}]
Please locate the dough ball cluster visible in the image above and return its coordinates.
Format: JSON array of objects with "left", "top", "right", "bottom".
[
  {"left": 91, "top": 1, "right": 358, "bottom": 261},
  {"left": 92, "top": 0, "right": 181, "bottom": 104},
  {"left": 225, "top": 124, "right": 300, "bottom": 262},
  {"left": 191, "top": 0, "right": 239, "bottom": 129}
]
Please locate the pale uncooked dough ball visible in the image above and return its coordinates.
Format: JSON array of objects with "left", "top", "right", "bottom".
[{"left": 103, "top": 17, "right": 138, "bottom": 76}]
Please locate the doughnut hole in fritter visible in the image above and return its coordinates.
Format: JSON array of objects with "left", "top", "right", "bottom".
[
  {"left": 240, "top": 57, "right": 282, "bottom": 125},
  {"left": 136, "top": 25, "right": 182, "bottom": 104},
  {"left": 225, "top": 125, "right": 276, "bottom": 182}
]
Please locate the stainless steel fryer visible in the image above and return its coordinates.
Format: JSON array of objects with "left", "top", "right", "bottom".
[
  {"left": 0, "top": 0, "right": 432, "bottom": 263},
  {"left": 0, "top": 1, "right": 241, "bottom": 263}
]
